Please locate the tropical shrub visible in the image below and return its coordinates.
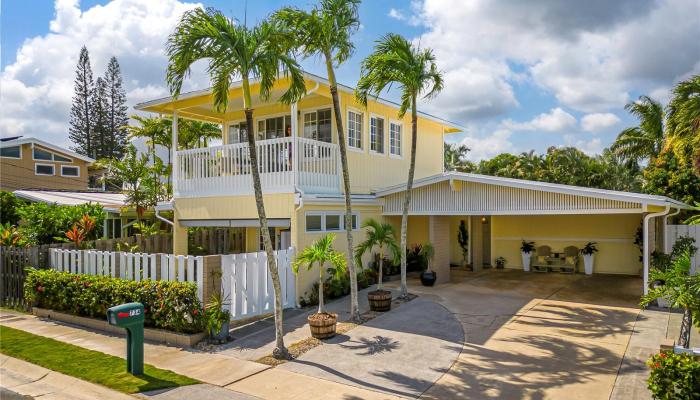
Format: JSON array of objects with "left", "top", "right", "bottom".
[
  {"left": 0, "top": 191, "right": 26, "bottom": 225},
  {"left": 17, "top": 203, "right": 105, "bottom": 245},
  {"left": 299, "top": 270, "right": 373, "bottom": 308},
  {"left": 646, "top": 352, "right": 700, "bottom": 399},
  {"left": 24, "top": 269, "right": 204, "bottom": 333},
  {"left": 0, "top": 223, "right": 31, "bottom": 247}
]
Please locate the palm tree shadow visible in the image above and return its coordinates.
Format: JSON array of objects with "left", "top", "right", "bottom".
[{"left": 338, "top": 335, "right": 401, "bottom": 355}]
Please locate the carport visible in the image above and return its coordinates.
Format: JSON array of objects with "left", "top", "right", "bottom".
[{"left": 377, "top": 172, "right": 690, "bottom": 294}]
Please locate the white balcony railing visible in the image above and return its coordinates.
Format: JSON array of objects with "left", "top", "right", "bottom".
[{"left": 175, "top": 137, "right": 340, "bottom": 197}]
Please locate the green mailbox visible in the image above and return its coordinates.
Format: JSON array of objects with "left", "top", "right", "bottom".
[{"left": 107, "top": 302, "right": 144, "bottom": 375}]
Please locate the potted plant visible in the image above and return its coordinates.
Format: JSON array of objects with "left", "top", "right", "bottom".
[
  {"left": 293, "top": 233, "right": 346, "bottom": 339},
  {"left": 420, "top": 243, "right": 437, "bottom": 286},
  {"left": 457, "top": 220, "right": 469, "bottom": 269},
  {"left": 580, "top": 242, "right": 598, "bottom": 275},
  {"left": 520, "top": 240, "right": 535, "bottom": 272},
  {"left": 495, "top": 257, "right": 506, "bottom": 269},
  {"left": 641, "top": 249, "right": 700, "bottom": 348},
  {"left": 355, "top": 219, "right": 400, "bottom": 312},
  {"left": 205, "top": 293, "right": 230, "bottom": 343}
]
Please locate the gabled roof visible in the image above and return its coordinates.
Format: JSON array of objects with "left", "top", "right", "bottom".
[
  {"left": 375, "top": 172, "right": 691, "bottom": 209},
  {"left": 133, "top": 71, "right": 464, "bottom": 133},
  {"left": 13, "top": 190, "right": 125, "bottom": 212},
  {"left": 0, "top": 136, "right": 95, "bottom": 164}
]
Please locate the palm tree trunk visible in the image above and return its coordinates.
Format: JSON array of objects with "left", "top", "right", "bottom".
[
  {"left": 243, "top": 79, "right": 288, "bottom": 359},
  {"left": 326, "top": 57, "right": 360, "bottom": 322},
  {"left": 378, "top": 247, "right": 383, "bottom": 290},
  {"left": 318, "top": 263, "right": 325, "bottom": 314},
  {"left": 400, "top": 96, "right": 418, "bottom": 298},
  {"left": 679, "top": 307, "right": 693, "bottom": 348}
]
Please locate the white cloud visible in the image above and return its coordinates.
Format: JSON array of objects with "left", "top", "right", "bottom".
[
  {"left": 455, "top": 129, "right": 514, "bottom": 161},
  {"left": 0, "top": 0, "right": 205, "bottom": 146},
  {"left": 565, "top": 135, "right": 604, "bottom": 155},
  {"left": 388, "top": 8, "right": 406, "bottom": 21},
  {"left": 412, "top": 0, "right": 700, "bottom": 119},
  {"left": 581, "top": 113, "right": 621, "bottom": 132},
  {"left": 502, "top": 107, "right": 576, "bottom": 132}
]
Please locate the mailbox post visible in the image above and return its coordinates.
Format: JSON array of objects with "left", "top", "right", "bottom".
[{"left": 107, "top": 302, "right": 144, "bottom": 375}]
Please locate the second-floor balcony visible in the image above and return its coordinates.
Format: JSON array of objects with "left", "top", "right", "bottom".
[{"left": 174, "top": 137, "right": 340, "bottom": 197}]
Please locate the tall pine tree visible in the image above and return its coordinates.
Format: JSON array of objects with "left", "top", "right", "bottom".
[
  {"left": 104, "top": 57, "right": 128, "bottom": 157},
  {"left": 69, "top": 46, "right": 95, "bottom": 157},
  {"left": 92, "top": 77, "right": 109, "bottom": 158}
]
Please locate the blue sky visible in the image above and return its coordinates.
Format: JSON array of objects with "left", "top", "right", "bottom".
[{"left": 2, "top": 0, "right": 699, "bottom": 159}]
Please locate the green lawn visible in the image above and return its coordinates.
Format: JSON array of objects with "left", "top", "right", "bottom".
[{"left": 0, "top": 325, "right": 199, "bottom": 393}]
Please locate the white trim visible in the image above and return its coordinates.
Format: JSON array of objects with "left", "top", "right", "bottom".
[
  {"left": 381, "top": 208, "right": 646, "bottom": 216},
  {"left": 0, "top": 145, "right": 22, "bottom": 159},
  {"left": 226, "top": 119, "right": 247, "bottom": 144},
  {"left": 375, "top": 171, "right": 690, "bottom": 208},
  {"left": 389, "top": 120, "right": 403, "bottom": 159},
  {"left": 299, "top": 106, "right": 334, "bottom": 143},
  {"left": 304, "top": 211, "right": 360, "bottom": 233},
  {"left": 302, "top": 194, "right": 383, "bottom": 206},
  {"left": 34, "top": 163, "right": 55, "bottom": 176},
  {"left": 494, "top": 236, "right": 634, "bottom": 244},
  {"left": 369, "top": 114, "right": 386, "bottom": 156},
  {"left": 254, "top": 113, "right": 292, "bottom": 140},
  {"left": 346, "top": 107, "right": 364, "bottom": 152},
  {"left": 60, "top": 165, "right": 80, "bottom": 177},
  {"left": 32, "top": 146, "right": 74, "bottom": 163},
  {"left": 0, "top": 138, "right": 94, "bottom": 163}
]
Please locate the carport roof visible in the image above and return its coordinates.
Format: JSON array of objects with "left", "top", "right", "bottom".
[{"left": 375, "top": 172, "right": 691, "bottom": 211}]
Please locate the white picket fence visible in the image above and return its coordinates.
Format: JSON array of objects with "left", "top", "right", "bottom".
[
  {"left": 221, "top": 248, "right": 296, "bottom": 321},
  {"left": 49, "top": 249, "right": 204, "bottom": 301},
  {"left": 666, "top": 225, "right": 700, "bottom": 274}
]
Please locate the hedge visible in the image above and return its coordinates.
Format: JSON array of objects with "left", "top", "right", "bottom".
[
  {"left": 24, "top": 269, "right": 205, "bottom": 334},
  {"left": 647, "top": 351, "right": 700, "bottom": 399}
]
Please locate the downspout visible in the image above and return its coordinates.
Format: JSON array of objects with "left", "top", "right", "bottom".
[
  {"left": 155, "top": 207, "right": 174, "bottom": 227},
  {"left": 643, "top": 203, "right": 671, "bottom": 295}
]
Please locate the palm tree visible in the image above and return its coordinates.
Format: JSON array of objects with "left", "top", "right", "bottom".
[
  {"left": 166, "top": 8, "right": 306, "bottom": 359},
  {"left": 444, "top": 143, "right": 473, "bottom": 172},
  {"left": 354, "top": 218, "right": 400, "bottom": 291},
  {"left": 99, "top": 145, "right": 150, "bottom": 222},
  {"left": 667, "top": 75, "right": 700, "bottom": 176},
  {"left": 124, "top": 115, "right": 171, "bottom": 203},
  {"left": 179, "top": 119, "right": 222, "bottom": 149},
  {"left": 356, "top": 34, "right": 443, "bottom": 298},
  {"left": 611, "top": 95, "right": 665, "bottom": 164},
  {"left": 293, "top": 234, "right": 346, "bottom": 314},
  {"left": 272, "top": 0, "right": 363, "bottom": 321}
]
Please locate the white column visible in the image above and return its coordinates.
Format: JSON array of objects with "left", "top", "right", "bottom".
[
  {"left": 172, "top": 110, "right": 179, "bottom": 195},
  {"left": 291, "top": 102, "right": 299, "bottom": 186},
  {"left": 643, "top": 205, "right": 671, "bottom": 295}
]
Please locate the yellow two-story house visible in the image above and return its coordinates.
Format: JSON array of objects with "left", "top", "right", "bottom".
[{"left": 136, "top": 72, "right": 690, "bottom": 299}]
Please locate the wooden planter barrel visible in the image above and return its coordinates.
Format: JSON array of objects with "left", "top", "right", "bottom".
[
  {"left": 368, "top": 290, "right": 392, "bottom": 312},
  {"left": 308, "top": 313, "right": 337, "bottom": 339}
]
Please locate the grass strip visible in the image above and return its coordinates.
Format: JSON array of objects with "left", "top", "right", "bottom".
[{"left": 0, "top": 325, "right": 199, "bottom": 393}]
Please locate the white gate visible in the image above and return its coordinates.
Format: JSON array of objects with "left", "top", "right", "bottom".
[
  {"left": 666, "top": 225, "right": 700, "bottom": 274},
  {"left": 221, "top": 248, "right": 296, "bottom": 321}
]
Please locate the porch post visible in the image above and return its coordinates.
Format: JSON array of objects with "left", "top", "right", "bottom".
[
  {"left": 429, "top": 215, "right": 451, "bottom": 284},
  {"left": 291, "top": 102, "right": 299, "bottom": 187},
  {"left": 172, "top": 110, "right": 179, "bottom": 195},
  {"left": 470, "top": 216, "right": 484, "bottom": 271}
]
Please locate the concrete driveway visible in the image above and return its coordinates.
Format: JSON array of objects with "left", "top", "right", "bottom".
[{"left": 414, "top": 270, "right": 644, "bottom": 400}]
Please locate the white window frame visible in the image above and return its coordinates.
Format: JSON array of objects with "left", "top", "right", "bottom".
[
  {"left": 369, "top": 114, "right": 385, "bottom": 155},
  {"left": 389, "top": 120, "right": 403, "bottom": 158},
  {"left": 305, "top": 211, "right": 360, "bottom": 233},
  {"left": 255, "top": 113, "right": 292, "bottom": 140},
  {"left": 347, "top": 109, "right": 364, "bottom": 151},
  {"left": 60, "top": 165, "right": 80, "bottom": 177},
  {"left": 227, "top": 120, "right": 248, "bottom": 144},
  {"left": 32, "top": 146, "right": 72, "bottom": 163},
  {"left": 0, "top": 145, "right": 22, "bottom": 159},
  {"left": 34, "top": 163, "right": 55, "bottom": 176},
  {"left": 302, "top": 107, "right": 333, "bottom": 143}
]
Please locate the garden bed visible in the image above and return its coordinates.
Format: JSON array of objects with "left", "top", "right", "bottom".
[{"left": 33, "top": 307, "right": 206, "bottom": 347}]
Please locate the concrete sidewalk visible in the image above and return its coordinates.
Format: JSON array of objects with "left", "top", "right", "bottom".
[{"left": 1, "top": 354, "right": 134, "bottom": 400}]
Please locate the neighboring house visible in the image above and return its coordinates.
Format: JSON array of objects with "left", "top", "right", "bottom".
[
  {"left": 136, "top": 73, "right": 690, "bottom": 298},
  {"left": 0, "top": 136, "right": 94, "bottom": 191}
]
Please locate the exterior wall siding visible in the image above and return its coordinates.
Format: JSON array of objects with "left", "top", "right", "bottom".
[{"left": 0, "top": 143, "right": 89, "bottom": 191}]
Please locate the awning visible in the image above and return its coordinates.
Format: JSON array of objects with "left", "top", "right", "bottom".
[{"left": 178, "top": 218, "right": 291, "bottom": 228}]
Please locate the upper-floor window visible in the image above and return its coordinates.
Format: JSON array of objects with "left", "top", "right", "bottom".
[
  {"left": 390, "top": 122, "right": 402, "bottom": 157},
  {"left": 303, "top": 109, "right": 332, "bottom": 143},
  {"left": 258, "top": 115, "right": 291, "bottom": 140},
  {"left": 0, "top": 146, "right": 21, "bottom": 159},
  {"left": 33, "top": 147, "right": 72, "bottom": 162},
  {"left": 347, "top": 110, "right": 363, "bottom": 149},
  {"left": 35, "top": 164, "right": 54, "bottom": 176},
  {"left": 370, "top": 116, "right": 385, "bottom": 154},
  {"left": 61, "top": 165, "right": 80, "bottom": 177},
  {"left": 228, "top": 122, "right": 248, "bottom": 144}
]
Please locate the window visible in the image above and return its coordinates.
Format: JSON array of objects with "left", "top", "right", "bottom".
[
  {"left": 35, "top": 164, "right": 54, "bottom": 176},
  {"left": 347, "top": 110, "right": 363, "bottom": 149},
  {"left": 390, "top": 122, "right": 402, "bottom": 156},
  {"left": 258, "top": 228, "right": 277, "bottom": 251},
  {"left": 257, "top": 115, "right": 291, "bottom": 140},
  {"left": 370, "top": 116, "right": 385, "bottom": 153},
  {"left": 32, "top": 147, "right": 72, "bottom": 162},
  {"left": 0, "top": 146, "right": 21, "bottom": 158},
  {"left": 303, "top": 109, "right": 332, "bottom": 143},
  {"left": 61, "top": 166, "right": 79, "bottom": 177},
  {"left": 228, "top": 122, "right": 248, "bottom": 144},
  {"left": 306, "top": 212, "right": 360, "bottom": 232}
]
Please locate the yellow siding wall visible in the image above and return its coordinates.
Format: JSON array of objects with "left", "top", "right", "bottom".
[
  {"left": 294, "top": 203, "right": 383, "bottom": 300},
  {"left": 0, "top": 143, "right": 90, "bottom": 191},
  {"left": 174, "top": 193, "right": 296, "bottom": 220},
  {"left": 491, "top": 214, "right": 643, "bottom": 275}
]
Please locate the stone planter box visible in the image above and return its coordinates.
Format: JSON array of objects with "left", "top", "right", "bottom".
[{"left": 33, "top": 307, "right": 206, "bottom": 348}]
